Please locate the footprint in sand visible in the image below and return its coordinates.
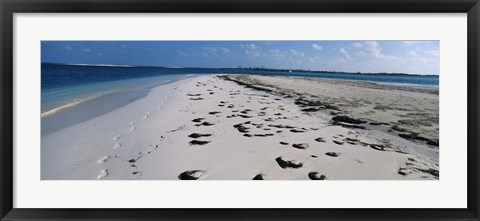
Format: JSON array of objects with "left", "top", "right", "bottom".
[
  {"left": 112, "top": 135, "right": 121, "bottom": 140},
  {"left": 97, "top": 169, "right": 108, "bottom": 179},
  {"left": 98, "top": 156, "right": 109, "bottom": 164},
  {"left": 112, "top": 142, "right": 121, "bottom": 149},
  {"left": 142, "top": 115, "right": 149, "bottom": 119},
  {"left": 130, "top": 121, "right": 136, "bottom": 125},
  {"left": 129, "top": 126, "right": 136, "bottom": 131}
]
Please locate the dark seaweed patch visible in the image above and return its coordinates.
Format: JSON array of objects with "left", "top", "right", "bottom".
[
  {"left": 178, "top": 170, "right": 205, "bottom": 180},
  {"left": 325, "top": 152, "right": 339, "bottom": 157},
  {"left": 189, "top": 140, "right": 211, "bottom": 145},
  {"left": 292, "top": 143, "right": 309, "bottom": 149},
  {"left": 275, "top": 157, "right": 303, "bottom": 169},
  {"left": 192, "top": 118, "right": 205, "bottom": 123},
  {"left": 332, "top": 115, "right": 367, "bottom": 124},
  {"left": 188, "top": 133, "right": 212, "bottom": 138},
  {"left": 254, "top": 133, "right": 274, "bottom": 137},
  {"left": 252, "top": 174, "right": 264, "bottom": 180},
  {"left": 308, "top": 172, "right": 327, "bottom": 180}
]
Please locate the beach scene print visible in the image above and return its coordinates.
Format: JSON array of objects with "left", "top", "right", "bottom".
[{"left": 41, "top": 41, "right": 439, "bottom": 180}]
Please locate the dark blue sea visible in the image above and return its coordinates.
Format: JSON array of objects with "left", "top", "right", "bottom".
[{"left": 41, "top": 63, "right": 439, "bottom": 115}]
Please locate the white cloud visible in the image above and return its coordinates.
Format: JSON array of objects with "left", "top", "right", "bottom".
[
  {"left": 269, "top": 49, "right": 286, "bottom": 59},
  {"left": 82, "top": 48, "right": 92, "bottom": 53},
  {"left": 245, "top": 49, "right": 261, "bottom": 58},
  {"left": 289, "top": 49, "right": 305, "bottom": 57},
  {"left": 176, "top": 50, "right": 190, "bottom": 56},
  {"left": 220, "top": 48, "right": 230, "bottom": 53},
  {"left": 340, "top": 47, "right": 351, "bottom": 59},
  {"left": 423, "top": 50, "right": 439, "bottom": 57},
  {"left": 403, "top": 49, "right": 439, "bottom": 66},
  {"left": 201, "top": 47, "right": 231, "bottom": 58},
  {"left": 241, "top": 44, "right": 261, "bottom": 58},
  {"left": 342, "top": 41, "right": 439, "bottom": 74},
  {"left": 309, "top": 56, "right": 322, "bottom": 63},
  {"left": 63, "top": 46, "right": 73, "bottom": 51},
  {"left": 406, "top": 50, "right": 418, "bottom": 57},
  {"left": 361, "top": 41, "right": 400, "bottom": 62},
  {"left": 405, "top": 49, "right": 439, "bottom": 65},
  {"left": 352, "top": 42, "right": 363, "bottom": 48},
  {"left": 240, "top": 43, "right": 257, "bottom": 50},
  {"left": 202, "top": 52, "right": 212, "bottom": 58},
  {"left": 354, "top": 51, "right": 367, "bottom": 57},
  {"left": 312, "top": 44, "right": 323, "bottom": 50},
  {"left": 202, "top": 47, "right": 218, "bottom": 54},
  {"left": 364, "top": 41, "right": 379, "bottom": 48}
]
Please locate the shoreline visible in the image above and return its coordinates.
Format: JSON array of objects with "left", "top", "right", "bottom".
[
  {"left": 281, "top": 75, "right": 439, "bottom": 90},
  {"left": 41, "top": 87, "right": 152, "bottom": 136},
  {"left": 41, "top": 75, "right": 195, "bottom": 136},
  {"left": 42, "top": 74, "right": 439, "bottom": 180}
]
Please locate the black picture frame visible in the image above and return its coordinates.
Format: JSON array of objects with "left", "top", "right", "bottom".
[{"left": 1, "top": 0, "right": 479, "bottom": 220}]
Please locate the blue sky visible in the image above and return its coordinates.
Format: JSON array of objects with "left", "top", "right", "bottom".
[{"left": 42, "top": 41, "right": 439, "bottom": 75}]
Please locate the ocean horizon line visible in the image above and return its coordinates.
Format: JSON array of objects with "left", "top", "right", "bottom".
[{"left": 41, "top": 62, "right": 439, "bottom": 77}]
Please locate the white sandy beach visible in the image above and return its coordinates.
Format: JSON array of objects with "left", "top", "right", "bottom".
[{"left": 41, "top": 74, "right": 439, "bottom": 180}]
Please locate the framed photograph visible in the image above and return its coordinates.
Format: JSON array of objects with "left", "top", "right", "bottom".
[{"left": 1, "top": 0, "right": 479, "bottom": 220}]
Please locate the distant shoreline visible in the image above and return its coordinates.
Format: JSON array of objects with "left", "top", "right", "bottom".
[{"left": 275, "top": 74, "right": 439, "bottom": 90}]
